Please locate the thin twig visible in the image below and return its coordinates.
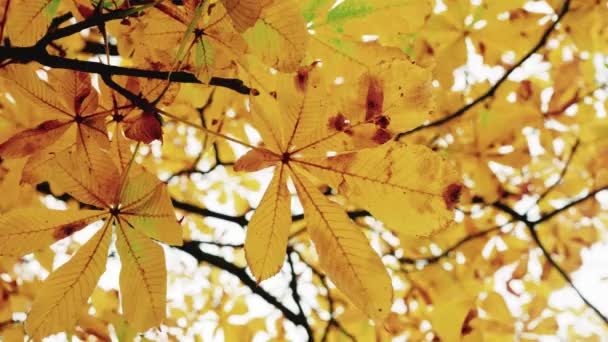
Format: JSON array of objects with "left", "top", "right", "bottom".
[
  {"left": 533, "top": 186, "right": 608, "bottom": 225},
  {"left": 396, "top": 0, "right": 572, "bottom": 139},
  {"left": 494, "top": 189, "right": 608, "bottom": 324},
  {"left": 399, "top": 220, "right": 514, "bottom": 264},
  {"left": 534, "top": 139, "right": 580, "bottom": 206},
  {"left": 287, "top": 251, "right": 313, "bottom": 342}
]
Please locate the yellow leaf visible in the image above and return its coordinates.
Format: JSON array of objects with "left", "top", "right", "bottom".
[
  {"left": 26, "top": 220, "right": 112, "bottom": 339},
  {"left": 529, "top": 316, "right": 558, "bottom": 335},
  {"left": 221, "top": 0, "right": 270, "bottom": 32},
  {"left": 291, "top": 165, "right": 392, "bottom": 320},
  {"left": 481, "top": 292, "right": 513, "bottom": 322},
  {"left": 251, "top": 67, "right": 340, "bottom": 155},
  {"left": 431, "top": 298, "right": 473, "bottom": 342},
  {"left": 310, "top": 0, "right": 432, "bottom": 48},
  {"left": 0, "top": 209, "right": 106, "bottom": 256},
  {"left": 91, "top": 288, "right": 119, "bottom": 317},
  {"left": 46, "top": 147, "right": 119, "bottom": 208},
  {"left": 77, "top": 314, "right": 111, "bottom": 342},
  {"left": 119, "top": 172, "right": 183, "bottom": 246},
  {"left": 234, "top": 148, "right": 280, "bottom": 172},
  {"left": 34, "top": 246, "right": 55, "bottom": 271},
  {"left": 245, "top": 164, "right": 291, "bottom": 281},
  {"left": 0, "top": 64, "right": 70, "bottom": 120},
  {"left": 243, "top": 0, "right": 308, "bottom": 72},
  {"left": 5, "top": 0, "right": 55, "bottom": 45},
  {"left": 116, "top": 220, "right": 167, "bottom": 331},
  {"left": 0, "top": 323, "right": 25, "bottom": 341},
  {"left": 0, "top": 120, "right": 71, "bottom": 159},
  {"left": 297, "top": 141, "right": 459, "bottom": 236},
  {"left": 341, "top": 59, "right": 435, "bottom": 137}
]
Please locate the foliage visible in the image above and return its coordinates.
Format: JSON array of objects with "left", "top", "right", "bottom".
[{"left": 0, "top": 0, "right": 607, "bottom": 340}]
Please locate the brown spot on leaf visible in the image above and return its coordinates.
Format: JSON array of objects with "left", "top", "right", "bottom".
[
  {"left": 478, "top": 41, "right": 486, "bottom": 56},
  {"left": 37, "top": 120, "right": 64, "bottom": 131},
  {"left": 509, "top": 8, "right": 528, "bottom": 20},
  {"left": 328, "top": 152, "right": 355, "bottom": 166},
  {"left": 425, "top": 42, "right": 434, "bottom": 56},
  {"left": 365, "top": 78, "right": 384, "bottom": 120},
  {"left": 294, "top": 68, "right": 309, "bottom": 92},
  {"left": 461, "top": 309, "right": 477, "bottom": 336},
  {"left": 207, "top": 3, "right": 216, "bottom": 15},
  {"left": 293, "top": 61, "right": 320, "bottom": 92},
  {"left": 374, "top": 115, "right": 390, "bottom": 129},
  {"left": 443, "top": 183, "right": 463, "bottom": 210},
  {"left": 372, "top": 128, "right": 392, "bottom": 144},
  {"left": 53, "top": 221, "right": 87, "bottom": 240},
  {"left": 269, "top": 91, "right": 277, "bottom": 99},
  {"left": 328, "top": 113, "right": 351, "bottom": 132},
  {"left": 518, "top": 80, "right": 533, "bottom": 101}
]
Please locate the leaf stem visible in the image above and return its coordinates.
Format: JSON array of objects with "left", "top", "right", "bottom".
[{"left": 157, "top": 108, "right": 260, "bottom": 150}]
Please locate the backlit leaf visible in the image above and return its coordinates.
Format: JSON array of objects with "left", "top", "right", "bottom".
[
  {"left": 291, "top": 164, "right": 392, "bottom": 320},
  {"left": 26, "top": 220, "right": 112, "bottom": 339},
  {"left": 0, "top": 209, "right": 106, "bottom": 256},
  {"left": 244, "top": 163, "right": 290, "bottom": 281},
  {"left": 297, "top": 141, "right": 459, "bottom": 236},
  {"left": 116, "top": 219, "right": 167, "bottom": 331},
  {"left": 119, "top": 172, "right": 183, "bottom": 245},
  {"left": 243, "top": 0, "right": 308, "bottom": 72}
]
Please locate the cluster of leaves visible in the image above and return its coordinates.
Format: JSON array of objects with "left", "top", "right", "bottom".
[{"left": 0, "top": 0, "right": 607, "bottom": 341}]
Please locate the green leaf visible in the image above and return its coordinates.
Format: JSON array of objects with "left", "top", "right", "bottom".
[
  {"left": 302, "top": 0, "right": 331, "bottom": 22},
  {"left": 195, "top": 37, "right": 215, "bottom": 68},
  {"left": 45, "top": 0, "right": 61, "bottom": 18},
  {"left": 480, "top": 110, "right": 492, "bottom": 127},
  {"left": 326, "top": 0, "right": 373, "bottom": 24},
  {"left": 176, "top": 2, "right": 204, "bottom": 61}
]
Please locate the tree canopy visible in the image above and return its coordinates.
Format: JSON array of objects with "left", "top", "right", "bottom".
[{"left": 0, "top": 0, "right": 607, "bottom": 340}]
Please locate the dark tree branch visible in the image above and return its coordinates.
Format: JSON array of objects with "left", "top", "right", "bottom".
[
  {"left": 396, "top": 0, "right": 572, "bottom": 139},
  {"left": 196, "top": 240, "right": 243, "bottom": 248},
  {"left": 0, "top": 46, "right": 253, "bottom": 95},
  {"left": 287, "top": 251, "right": 313, "bottom": 342},
  {"left": 37, "top": 6, "right": 144, "bottom": 46},
  {"left": 172, "top": 199, "right": 249, "bottom": 226},
  {"left": 177, "top": 241, "right": 312, "bottom": 337},
  {"left": 0, "top": 5, "right": 255, "bottom": 95},
  {"left": 81, "top": 41, "right": 119, "bottom": 55}
]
